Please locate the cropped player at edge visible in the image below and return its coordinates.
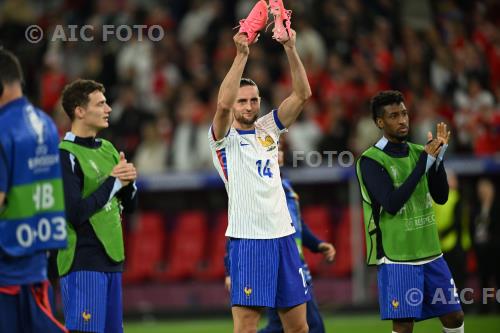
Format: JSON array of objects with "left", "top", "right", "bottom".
[
  {"left": 208, "top": 0, "right": 312, "bottom": 332},
  {"left": 0, "top": 49, "right": 68, "bottom": 333},
  {"left": 356, "top": 91, "right": 465, "bottom": 333}
]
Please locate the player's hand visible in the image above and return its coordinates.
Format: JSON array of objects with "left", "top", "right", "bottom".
[
  {"left": 281, "top": 29, "right": 296, "bottom": 49},
  {"left": 436, "top": 122, "right": 451, "bottom": 145},
  {"left": 224, "top": 276, "right": 231, "bottom": 292},
  {"left": 234, "top": 32, "right": 250, "bottom": 55},
  {"left": 318, "top": 242, "right": 336, "bottom": 263},
  {"left": 111, "top": 152, "right": 137, "bottom": 186},
  {"left": 424, "top": 132, "right": 442, "bottom": 158}
]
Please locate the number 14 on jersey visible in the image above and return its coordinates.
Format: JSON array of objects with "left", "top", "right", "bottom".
[{"left": 256, "top": 159, "right": 273, "bottom": 178}]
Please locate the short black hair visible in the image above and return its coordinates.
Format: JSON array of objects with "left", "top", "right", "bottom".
[
  {"left": 240, "top": 78, "right": 257, "bottom": 87},
  {"left": 61, "top": 79, "right": 105, "bottom": 120},
  {"left": 0, "top": 48, "right": 24, "bottom": 88},
  {"left": 370, "top": 90, "right": 404, "bottom": 123}
]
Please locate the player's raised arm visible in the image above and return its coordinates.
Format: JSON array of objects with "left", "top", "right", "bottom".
[
  {"left": 276, "top": 29, "right": 312, "bottom": 128},
  {"left": 212, "top": 33, "right": 250, "bottom": 141}
]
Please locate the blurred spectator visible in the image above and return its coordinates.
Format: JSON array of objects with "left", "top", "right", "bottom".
[
  {"left": 287, "top": 101, "right": 322, "bottom": 155},
  {"left": 430, "top": 46, "right": 454, "bottom": 96},
  {"left": 134, "top": 118, "right": 169, "bottom": 175},
  {"left": 109, "top": 82, "right": 149, "bottom": 159},
  {"left": 0, "top": 0, "right": 498, "bottom": 170},
  {"left": 40, "top": 49, "right": 67, "bottom": 114},
  {"left": 317, "top": 99, "right": 351, "bottom": 157},
  {"left": 171, "top": 85, "right": 209, "bottom": 171},
  {"left": 454, "top": 76, "right": 494, "bottom": 113},
  {"left": 116, "top": 37, "right": 154, "bottom": 108},
  {"left": 411, "top": 99, "right": 443, "bottom": 144},
  {"left": 470, "top": 178, "right": 500, "bottom": 313},
  {"left": 351, "top": 113, "right": 381, "bottom": 155},
  {"left": 178, "top": 0, "right": 221, "bottom": 47},
  {"left": 454, "top": 77, "right": 495, "bottom": 151},
  {"left": 295, "top": 17, "right": 327, "bottom": 70}
]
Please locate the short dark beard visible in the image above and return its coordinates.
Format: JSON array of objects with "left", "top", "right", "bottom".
[
  {"left": 393, "top": 133, "right": 408, "bottom": 143},
  {"left": 235, "top": 113, "right": 258, "bottom": 125}
]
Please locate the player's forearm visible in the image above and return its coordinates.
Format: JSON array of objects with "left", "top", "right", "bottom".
[
  {"left": 427, "top": 161, "right": 449, "bottom": 204},
  {"left": 284, "top": 46, "right": 311, "bottom": 101},
  {"left": 361, "top": 153, "right": 427, "bottom": 215},
  {"left": 213, "top": 53, "right": 248, "bottom": 139},
  {"left": 302, "top": 222, "right": 322, "bottom": 252},
  {"left": 60, "top": 150, "right": 117, "bottom": 226},
  {"left": 117, "top": 182, "right": 138, "bottom": 214},
  {"left": 217, "top": 53, "right": 248, "bottom": 111},
  {"left": 65, "top": 177, "right": 116, "bottom": 226}
]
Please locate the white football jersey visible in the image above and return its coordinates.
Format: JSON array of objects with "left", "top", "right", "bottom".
[{"left": 208, "top": 110, "right": 295, "bottom": 239}]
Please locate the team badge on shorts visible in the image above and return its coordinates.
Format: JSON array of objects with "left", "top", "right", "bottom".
[
  {"left": 82, "top": 311, "right": 91, "bottom": 322},
  {"left": 244, "top": 287, "right": 253, "bottom": 297}
]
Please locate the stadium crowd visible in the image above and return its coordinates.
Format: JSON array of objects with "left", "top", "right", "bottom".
[{"left": 0, "top": 0, "right": 499, "bottom": 175}]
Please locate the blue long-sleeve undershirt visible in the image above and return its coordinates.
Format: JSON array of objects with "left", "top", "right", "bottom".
[{"left": 359, "top": 141, "right": 448, "bottom": 215}]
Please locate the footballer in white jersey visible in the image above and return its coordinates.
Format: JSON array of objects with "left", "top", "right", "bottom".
[
  {"left": 208, "top": 109, "right": 295, "bottom": 239},
  {"left": 209, "top": 30, "right": 312, "bottom": 332}
]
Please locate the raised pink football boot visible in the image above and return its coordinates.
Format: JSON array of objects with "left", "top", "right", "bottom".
[
  {"left": 269, "top": 0, "right": 292, "bottom": 42},
  {"left": 237, "top": 0, "right": 269, "bottom": 44}
]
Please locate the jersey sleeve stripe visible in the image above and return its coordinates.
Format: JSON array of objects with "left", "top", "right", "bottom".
[
  {"left": 216, "top": 148, "right": 228, "bottom": 180},
  {"left": 272, "top": 109, "right": 285, "bottom": 130}
]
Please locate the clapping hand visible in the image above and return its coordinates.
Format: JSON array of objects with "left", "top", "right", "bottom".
[
  {"left": 111, "top": 152, "right": 137, "bottom": 187},
  {"left": 436, "top": 122, "right": 451, "bottom": 146}
]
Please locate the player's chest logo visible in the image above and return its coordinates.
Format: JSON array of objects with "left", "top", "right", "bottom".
[{"left": 257, "top": 135, "right": 276, "bottom": 151}]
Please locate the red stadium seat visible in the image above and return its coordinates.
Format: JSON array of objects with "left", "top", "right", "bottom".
[
  {"left": 155, "top": 211, "right": 208, "bottom": 281},
  {"left": 328, "top": 207, "right": 354, "bottom": 277},
  {"left": 123, "top": 212, "right": 166, "bottom": 284},
  {"left": 301, "top": 205, "right": 332, "bottom": 274},
  {"left": 196, "top": 211, "right": 228, "bottom": 281}
]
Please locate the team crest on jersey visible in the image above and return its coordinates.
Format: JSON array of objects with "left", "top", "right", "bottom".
[
  {"left": 244, "top": 286, "right": 252, "bottom": 297},
  {"left": 82, "top": 311, "right": 92, "bottom": 321},
  {"left": 391, "top": 299, "right": 399, "bottom": 309},
  {"left": 257, "top": 135, "right": 274, "bottom": 148}
]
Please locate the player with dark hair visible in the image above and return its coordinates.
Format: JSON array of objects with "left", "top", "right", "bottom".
[
  {"left": 208, "top": 14, "right": 312, "bottom": 333},
  {"left": 58, "top": 79, "right": 137, "bottom": 333},
  {"left": 356, "top": 90, "right": 465, "bottom": 333},
  {"left": 0, "top": 48, "right": 68, "bottom": 333}
]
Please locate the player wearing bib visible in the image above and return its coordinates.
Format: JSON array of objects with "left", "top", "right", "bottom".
[
  {"left": 58, "top": 80, "right": 137, "bottom": 333},
  {"left": 209, "top": 30, "right": 312, "bottom": 333},
  {"left": 356, "top": 91, "right": 464, "bottom": 333},
  {"left": 0, "top": 49, "right": 68, "bottom": 333}
]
